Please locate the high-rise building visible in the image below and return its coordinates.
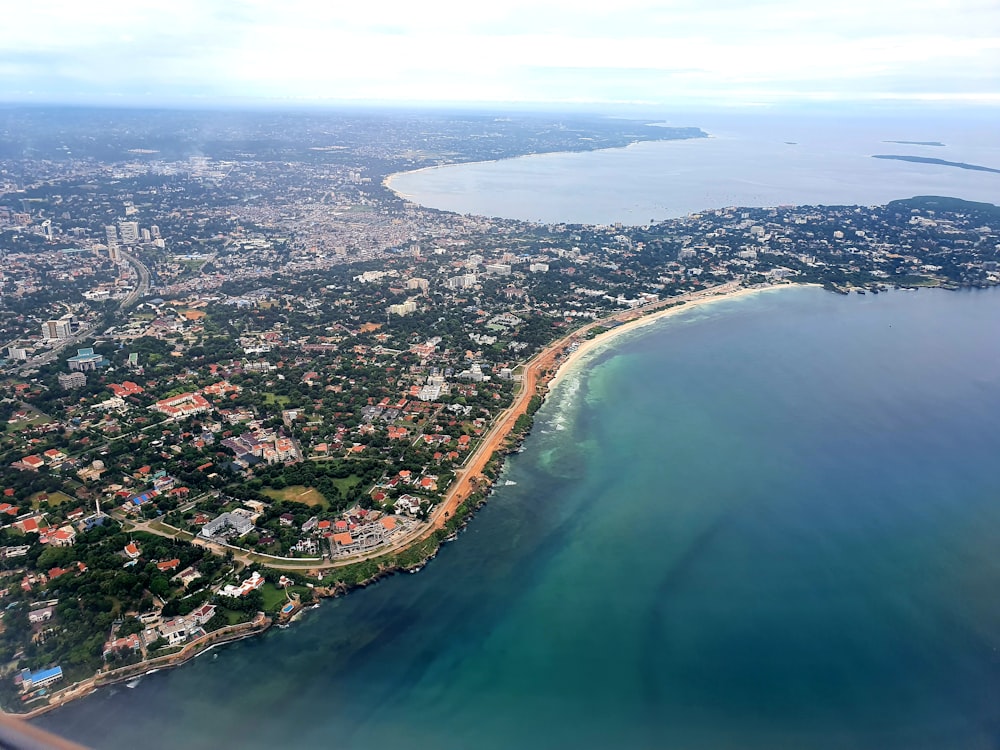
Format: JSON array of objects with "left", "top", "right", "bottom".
[
  {"left": 58, "top": 372, "right": 87, "bottom": 389},
  {"left": 140, "top": 228, "right": 151, "bottom": 243},
  {"left": 119, "top": 221, "right": 139, "bottom": 245},
  {"left": 105, "top": 225, "right": 118, "bottom": 247},
  {"left": 150, "top": 225, "right": 160, "bottom": 239},
  {"left": 43, "top": 317, "right": 73, "bottom": 340},
  {"left": 41, "top": 219, "right": 52, "bottom": 241}
]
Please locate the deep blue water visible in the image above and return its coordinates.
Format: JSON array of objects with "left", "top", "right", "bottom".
[{"left": 40, "top": 285, "right": 1000, "bottom": 749}]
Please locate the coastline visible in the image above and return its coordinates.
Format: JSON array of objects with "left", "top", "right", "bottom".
[
  {"left": 382, "top": 133, "right": 708, "bottom": 213},
  {"left": 20, "top": 282, "right": 767, "bottom": 720},
  {"left": 11, "top": 280, "right": 910, "bottom": 722},
  {"left": 548, "top": 283, "right": 797, "bottom": 389}
]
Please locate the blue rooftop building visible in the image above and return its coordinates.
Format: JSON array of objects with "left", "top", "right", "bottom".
[
  {"left": 67, "top": 347, "right": 109, "bottom": 372},
  {"left": 19, "top": 665, "right": 63, "bottom": 691}
]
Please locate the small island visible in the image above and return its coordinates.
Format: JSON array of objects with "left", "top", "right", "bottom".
[
  {"left": 872, "top": 154, "right": 1000, "bottom": 174},
  {"left": 882, "top": 140, "right": 946, "bottom": 147}
]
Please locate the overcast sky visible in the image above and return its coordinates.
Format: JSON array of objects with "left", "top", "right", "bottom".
[{"left": 2, "top": 0, "right": 998, "bottom": 108}]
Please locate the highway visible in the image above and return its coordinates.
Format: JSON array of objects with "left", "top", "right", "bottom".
[
  {"left": 9, "top": 248, "right": 150, "bottom": 375},
  {"left": 116, "top": 248, "right": 151, "bottom": 309}
]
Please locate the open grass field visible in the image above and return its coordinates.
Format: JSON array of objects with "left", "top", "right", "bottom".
[
  {"left": 31, "top": 490, "right": 75, "bottom": 508},
  {"left": 263, "top": 485, "right": 327, "bottom": 507},
  {"left": 331, "top": 476, "right": 362, "bottom": 495},
  {"left": 5, "top": 406, "right": 50, "bottom": 433},
  {"left": 260, "top": 583, "right": 290, "bottom": 611},
  {"left": 262, "top": 392, "right": 291, "bottom": 407}
]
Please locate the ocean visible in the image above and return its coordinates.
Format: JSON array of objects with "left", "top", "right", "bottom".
[
  {"left": 387, "top": 112, "right": 1000, "bottom": 225},
  {"left": 39, "top": 284, "right": 1000, "bottom": 749}
]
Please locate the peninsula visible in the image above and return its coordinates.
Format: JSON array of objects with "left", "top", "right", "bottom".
[
  {"left": 872, "top": 154, "right": 1000, "bottom": 173},
  {"left": 0, "top": 108, "right": 998, "bottom": 716}
]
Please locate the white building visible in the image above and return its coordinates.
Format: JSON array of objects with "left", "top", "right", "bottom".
[
  {"left": 42, "top": 315, "right": 73, "bottom": 340},
  {"left": 388, "top": 299, "right": 418, "bottom": 316},
  {"left": 119, "top": 221, "right": 140, "bottom": 245}
]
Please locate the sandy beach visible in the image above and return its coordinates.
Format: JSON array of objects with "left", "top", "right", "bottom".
[
  {"left": 13, "top": 281, "right": 800, "bottom": 719},
  {"left": 430, "top": 281, "right": 805, "bottom": 528},
  {"left": 548, "top": 282, "right": 783, "bottom": 389}
]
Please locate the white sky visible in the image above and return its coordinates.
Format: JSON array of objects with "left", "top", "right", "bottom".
[{"left": 1, "top": 0, "right": 998, "bottom": 107}]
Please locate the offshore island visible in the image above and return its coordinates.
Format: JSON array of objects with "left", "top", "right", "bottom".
[{"left": 0, "top": 108, "right": 998, "bottom": 716}]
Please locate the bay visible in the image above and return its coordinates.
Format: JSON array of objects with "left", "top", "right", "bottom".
[
  {"left": 387, "top": 112, "right": 1000, "bottom": 225},
  {"left": 40, "top": 285, "right": 1000, "bottom": 749}
]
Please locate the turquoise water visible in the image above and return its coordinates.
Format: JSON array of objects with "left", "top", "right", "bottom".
[{"left": 40, "top": 286, "right": 1000, "bottom": 749}]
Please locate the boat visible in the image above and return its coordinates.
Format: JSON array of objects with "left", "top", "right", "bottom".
[{"left": 125, "top": 677, "right": 142, "bottom": 689}]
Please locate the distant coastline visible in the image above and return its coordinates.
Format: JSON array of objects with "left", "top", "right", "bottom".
[
  {"left": 383, "top": 132, "right": 709, "bottom": 214},
  {"left": 883, "top": 140, "right": 946, "bottom": 147},
  {"left": 872, "top": 154, "right": 1000, "bottom": 174}
]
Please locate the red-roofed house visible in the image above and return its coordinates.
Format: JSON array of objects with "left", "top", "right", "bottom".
[
  {"left": 19, "top": 455, "right": 44, "bottom": 470},
  {"left": 103, "top": 633, "right": 141, "bottom": 659},
  {"left": 51, "top": 527, "right": 76, "bottom": 547},
  {"left": 124, "top": 542, "right": 140, "bottom": 559},
  {"left": 109, "top": 381, "right": 144, "bottom": 398},
  {"left": 19, "top": 517, "right": 40, "bottom": 534},
  {"left": 151, "top": 392, "right": 212, "bottom": 418}
]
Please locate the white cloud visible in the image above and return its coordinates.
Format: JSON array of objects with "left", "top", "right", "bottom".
[{"left": 0, "top": 0, "right": 997, "bottom": 105}]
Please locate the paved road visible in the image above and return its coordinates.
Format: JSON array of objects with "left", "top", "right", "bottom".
[
  {"left": 117, "top": 248, "right": 151, "bottom": 309},
  {"left": 120, "top": 281, "right": 748, "bottom": 574},
  {"left": 11, "top": 248, "right": 150, "bottom": 375}
]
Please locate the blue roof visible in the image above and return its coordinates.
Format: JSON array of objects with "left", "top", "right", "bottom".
[
  {"left": 30, "top": 666, "right": 62, "bottom": 682},
  {"left": 67, "top": 348, "right": 109, "bottom": 366}
]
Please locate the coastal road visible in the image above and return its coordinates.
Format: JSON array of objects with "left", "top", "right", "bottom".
[{"left": 122, "top": 280, "right": 748, "bottom": 573}]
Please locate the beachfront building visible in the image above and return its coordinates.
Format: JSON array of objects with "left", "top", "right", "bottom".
[
  {"left": 218, "top": 571, "right": 265, "bottom": 598},
  {"left": 329, "top": 516, "right": 402, "bottom": 556},
  {"left": 19, "top": 666, "right": 63, "bottom": 692}
]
